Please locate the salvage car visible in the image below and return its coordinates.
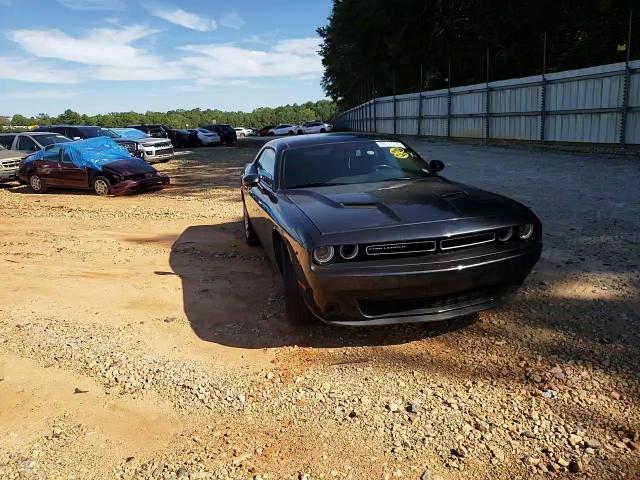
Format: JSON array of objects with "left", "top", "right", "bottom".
[
  {"left": 0, "top": 147, "right": 22, "bottom": 183},
  {"left": 109, "top": 128, "right": 174, "bottom": 163},
  {"left": 189, "top": 128, "right": 221, "bottom": 146},
  {"left": 33, "top": 125, "right": 114, "bottom": 141},
  {"left": 234, "top": 127, "right": 253, "bottom": 137},
  {"left": 241, "top": 133, "right": 541, "bottom": 326},
  {"left": 268, "top": 124, "right": 297, "bottom": 136},
  {"left": 257, "top": 125, "right": 276, "bottom": 136},
  {"left": 127, "top": 124, "right": 171, "bottom": 139},
  {"left": 19, "top": 136, "right": 169, "bottom": 196},
  {"left": 296, "top": 121, "right": 333, "bottom": 135},
  {"left": 202, "top": 124, "right": 237, "bottom": 144},
  {"left": 0, "top": 131, "right": 72, "bottom": 153},
  {"left": 168, "top": 129, "right": 201, "bottom": 148}
]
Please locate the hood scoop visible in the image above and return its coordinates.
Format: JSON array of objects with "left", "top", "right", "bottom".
[
  {"left": 439, "top": 191, "right": 468, "bottom": 200},
  {"left": 340, "top": 202, "right": 377, "bottom": 208}
]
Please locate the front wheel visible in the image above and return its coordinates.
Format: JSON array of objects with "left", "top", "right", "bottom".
[
  {"left": 29, "top": 175, "right": 47, "bottom": 193},
  {"left": 296, "top": 130, "right": 304, "bottom": 135},
  {"left": 93, "top": 176, "right": 111, "bottom": 196},
  {"left": 281, "top": 243, "right": 315, "bottom": 325},
  {"left": 320, "top": 128, "right": 326, "bottom": 133}
]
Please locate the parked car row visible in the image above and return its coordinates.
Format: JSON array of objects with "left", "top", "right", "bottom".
[{"left": 255, "top": 121, "right": 333, "bottom": 136}]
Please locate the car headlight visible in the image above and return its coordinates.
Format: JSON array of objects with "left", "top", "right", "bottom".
[
  {"left": 313, "top": 246, "right": 335, "bottom": 264},
  {"left": 518, "top": 224, "right": 534, "bottom": 240},
  {"left": 339, "top": 244, "right": 359, "bottom": 260},
  {"left": 497, "top": 227, "right": 513, "bottom": 242}
]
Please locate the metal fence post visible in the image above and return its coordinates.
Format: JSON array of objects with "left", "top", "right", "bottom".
[
  {"left": 446, "top": 90, "right": 452, "bottom": 138},
  {"left": 539, "top": 32, "right": 547, "bottom": 143},
  {"left": 484, "top": 86, "right": 490, "bottom": 142},
  {"left": 417, "top": 92, "right": 423, "bottom": 136},
  {"left": 619, "top": 9, "right": 633, "bottom": 148},
  {"left": 373, "top": 97, "right": 377, "bottom": 133},
  {"left": 539, "top": 78, "right": 547, "bottom": 142},
  {"left": 485, "top": 47, "right": 490, "bottom": 142},
  {"left": 393, "top": 95, "right": 397, "bottom": 135}
]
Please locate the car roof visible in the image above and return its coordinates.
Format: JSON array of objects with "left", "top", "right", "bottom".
[
  {"left": 263, "top": 132, "right": 401, "bottom": 153},
  {"left": 9, "top": 131, "right": 68, "bottom": 136}
]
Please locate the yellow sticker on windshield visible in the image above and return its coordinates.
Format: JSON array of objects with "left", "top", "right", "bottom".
[{"left": 389, "top": 147, "right": 409, "bottom": 159}]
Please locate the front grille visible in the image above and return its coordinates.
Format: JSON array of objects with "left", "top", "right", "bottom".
[
  {"left": 143, "top": 142, "right": 171, "bottom": 148},
  {"left": 366, "top": 240, "right": 436, "bottom": 256},
  {"left": 1, "top": 160, "right": 20, "bottom": 169},
  {"left": 440, "top": 232, "right": 496, "bottom": 251},
  {"left": 359, "top": 285, "right": 507, "bottom": 317},
  {"left": 155, "top": 148, "right": 173, "bottom": 156}
]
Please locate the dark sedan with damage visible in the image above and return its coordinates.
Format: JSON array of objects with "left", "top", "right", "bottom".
[
  {"left": 241, "top": 133, "right": 541, "bottom": 326},
  {"left": 19, "top": 137, "right": 169, "bottom": 196}
]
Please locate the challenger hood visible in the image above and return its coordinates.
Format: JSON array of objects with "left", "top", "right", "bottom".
[{"left": 285, "top": 178, "right": 529, "bottom": 235}]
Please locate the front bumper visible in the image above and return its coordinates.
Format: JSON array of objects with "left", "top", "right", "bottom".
[
  {"left": 110, "top": 174, "right": 170, "bottom": 196},
  {"left": 142, "top": 147, "right": 174, "bottom": 163},
  {"left": 299, "top": 242, "right": 541, "bottom": 326},
  {"left": 0, "top": 168, "right": 19, "bottom": 182}
]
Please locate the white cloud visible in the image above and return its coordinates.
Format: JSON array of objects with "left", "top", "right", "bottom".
[
  {"left": 57, "top": 0, "right": 124, "bottom": 10},
  {"left": 178, "top": 37, "right": 322, "bottom": 79},
  {"left": 0, "top": 57, "right": 79, "bottom": 84},
  {"left": 8, "top": 26, "right": 161, "bottom": 67},
  {"left": 219, "top": 12, "right": 245, "bottom": 30},
  {"left": 8, "top": 89, "right": 79, "bottom": 99},
  {"left": 151, "top": 7, "right": 216, "bottom": 32}
]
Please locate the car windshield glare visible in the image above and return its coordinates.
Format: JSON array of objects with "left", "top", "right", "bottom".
[{"left": 281, "top": 140, "right": 433, "bottom": 189}]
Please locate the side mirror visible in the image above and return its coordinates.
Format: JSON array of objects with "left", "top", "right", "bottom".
[
  {"left": 242, "top": 173, "right": 260, "bottom": 187},
  {"left": 429, "top": 159, "right": 445, "bottom": 173}
]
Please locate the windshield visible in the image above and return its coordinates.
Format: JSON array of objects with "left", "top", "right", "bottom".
[
  {"left": 281, "top": 140, "right": 433, "bottom": 189},
  {"left": 36, "top": 134, "right": 72, "bottom": 146}
]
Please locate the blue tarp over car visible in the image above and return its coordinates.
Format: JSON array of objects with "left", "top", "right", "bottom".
[
  {"left": 28, "top": 136, "right": 131, "bottom": 171},
  {"left": 110, "top": 128, "right": 149, "bottom": 140}
]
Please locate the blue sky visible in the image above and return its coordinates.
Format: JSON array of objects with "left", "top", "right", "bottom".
[{"left": 0, "top": 0, "right": 332, "bottom": 116}]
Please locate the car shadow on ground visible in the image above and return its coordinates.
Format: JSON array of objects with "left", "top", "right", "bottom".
[{"left": 167, "top": 221, "right": 476, "bottom": 349}]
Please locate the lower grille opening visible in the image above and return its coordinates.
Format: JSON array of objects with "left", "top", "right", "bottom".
[{"left": 359, "top": 285, "right": 508, "bottom": 318}]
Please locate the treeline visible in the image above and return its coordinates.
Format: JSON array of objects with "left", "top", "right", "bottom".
[
  {"left": 318, "top": 0, "right": 636, "bottom": 108},
  {"left": 5, "top": 100, "right": 337, "bottom": 128}
]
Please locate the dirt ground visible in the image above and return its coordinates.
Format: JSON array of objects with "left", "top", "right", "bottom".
[{"left": 0, "top": 137, "right": 639, "bottom": 480}]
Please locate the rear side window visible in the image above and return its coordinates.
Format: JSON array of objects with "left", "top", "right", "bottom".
[
  {"left": 17, "top": 136, "right": 38, "bottom": 151},
  {"left": 0, "top": 135, "right": 15, "bottom": 149}
]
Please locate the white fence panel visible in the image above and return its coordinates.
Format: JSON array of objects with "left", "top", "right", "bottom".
[{"left": 337, "top": 60, "right": 640, "bottom": 145}]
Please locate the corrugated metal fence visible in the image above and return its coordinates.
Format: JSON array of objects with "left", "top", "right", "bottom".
[{"left": 336, "top": 60, "right": 640, "bottom": 146}]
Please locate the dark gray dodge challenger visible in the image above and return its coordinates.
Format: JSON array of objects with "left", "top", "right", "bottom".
[{"left": 241, "top": 133, "right": 541, "bottom": 326}]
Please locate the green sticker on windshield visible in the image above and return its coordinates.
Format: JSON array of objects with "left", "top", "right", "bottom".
[{"left": 389, "top": 147, "right": 409, "bottom": 159}]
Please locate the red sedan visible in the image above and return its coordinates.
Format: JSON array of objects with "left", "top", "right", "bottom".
[{"left": 18, "top": 137, "right": 169, "bottom": 196}]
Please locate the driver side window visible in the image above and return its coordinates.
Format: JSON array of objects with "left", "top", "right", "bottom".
[{"left": 256, "top": 148, "right": 276, "bottom": 187}]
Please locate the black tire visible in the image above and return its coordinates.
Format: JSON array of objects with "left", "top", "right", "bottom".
[
  {"left": 93, "top": 175, "right": 111, "bottom": 196},
  {"left": 281, "top": 243, "right": 315, "bottom": 325},
  {"left": 320, "top": 128, "right": 326, "bottom": 133},
  {"left": 268, "top": 132, "right": 275, "bottom": 136},
  {"left": 239, "top": 133, "right": 246, "bottom": 138},
  {"left": 29, "top": 174, "right": 47, "bottom": 193},
  {"left": 243, "top": 201, "right": 260, "bottom": 246},
  {"left": 288, "top": 130, "right": 294, "bottom": 135},
  {"left": 296, "top": 130, "right": 304, "bottom": 135}
]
